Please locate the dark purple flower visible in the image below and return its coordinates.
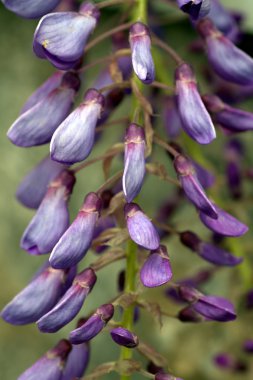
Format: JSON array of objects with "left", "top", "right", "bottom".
[
  {"left": 7, "top": 72, "right": 79, "bottom": 147},
  {"left": 140, "top": 245, "right": 172, "bottom": 287},
  {"left": 21, "top": 170, "right": 75, "bottom": 254},
  {"left": 175, "top": 63, "right": 216, "bottom": 144},
  {"left": 124, "top": 203, "right": 160, "bottom": 250},
  {"left": 225, "top": 139, "right": 243, "bottom": 199},
  {"left": 16, "top": 155, "right": 66, "bottom": 209},
  {"left": 163, "top": 96, "right": 182, "bottom": 139},
  {"left": 2, "top": 0, "right": 61, "bottom": 19},
  {"left": 110, "top": 327, "right": 139, "bottom": 348},
  {"left": 123, "top": 123, "right": 146, "bottom": 202},
  {"left": 62, "top": 341, "right": 90, "bottom": 380},
  {"left": 33, "top": 2, "right": 100, "bottom": 70},
  {"left": 208, "top": 0, "right": 239, "bottom": 40},
  {"left": 50, "top": 88, "right": 105, "bottom": 164},
  {"left": 178, "top": 306, "right": 204, "bottom": 322},
  {"left": 199, "top": 204, "right": 248, "bottom": 237},
  {"left": 180, "top": 230, "right": 242, "bottom": 266},
  {"left": 129, "top": 22, "right": 155, "bottom": 84},
  {"left": 197, "top": 18, "right": 253, "bottom": 85},
  {"left": 50, "top": 192, "right": 102, "bottom": 269},
  {"left": 203, "top": 94, "right": 253, "bottom": 133},
  {"left": 17, "top": 340, "right": 72, "bottom": 380},
  {"left": 214, "top": 353, "right": 235, "bottom": 369},
  {"left": 37, "top": 268, "right": 97, "bottom": 333},
  {"left": 193, "top": 295, "right": 236, "bottom": 322},
  {"left": 176, "top": 0, "right": 210, "bottom": 21},
  {"left": 174, "top": 155, "right": 217, "bottom": 218},
  {"left": 1, "top": 266, "right": 67, "bottom": 325},
  {"left": 21, "top": 72, "right": 64, "bottom": 114},
  {"left": 243, "top": 340, "right": 253, "bottom": 354},
  {"left": 191, "top": 160, "right": 215, "bottom": 189},
  {"left": 69, "top": 304, "right": 114, "bottom": 344}
]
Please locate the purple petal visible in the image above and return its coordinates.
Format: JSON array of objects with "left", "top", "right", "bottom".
[
  {"left": 124, "top": 203, "right": 160, "bottom": 250},
  {"left": 20, "top": 171, "right": 75, "bottom": 254},
  {"left": 174, "top": 155, "right": 218, "bottom": 218},
  {"left": 163, "top": 96, "right": 182, "bottom": 139},
  {"left": 193, "top": 295, "right": 236, "bottom": 322},
  {"left": 129, "top": 22, "right": 155, "bottom": 84},
  {"left": 176, "top": 0, "right": 210, "bottom": 21},
  {"left": 50, "top": 192, "right": 102, "bottom": 269},
  {"left": 7, "top": 87, "right": 75, "bottom": 147},
  {"left": 110, "top": 327, "right": 139, "bottom": 348},
  {"left": 17, "top": 340, "right": 71, "bottom": 380},
  {"left": 3, "top": 0, "right": 61, "bottom": 19},
  {"left": 69, "top": 304, "right": 114, "bottom": 344},
  {"left": 198, "top": 242, "right": 243, "bottom": 266},
  {"left": 191, "top": 160, "right": 215, "bottom": 189},
  {"left": 62, "top": 343, "right": 90, "bottom": 380},
  {"left": 16, "top": 155, "right": 66, "bottom": 209},
  {"left": 123, "top": 124, "right": 146, "bottom": 202},
  {"left": 37, "top": 268, "right": 97, "bottom": 333},
  {"left": 199, "top": 204, "right": 248, "bottom": 237},
  {"left": 140, "top": 245, "right": 172, "bottom": 287},
  {"left": 50, "top": 89, "right": 104, "bottom": 164},
  {"left": 175, "top": 63, "right": 216, "bottom": 144},
  {"left": 197, "top": 19, "right": 253, "bottom": 85},
  {"left": 208, "top": 0, "right": 239, "bottom": 40},
  {"left": 1, "top": 267, "right": 66, "bottom": 325}
]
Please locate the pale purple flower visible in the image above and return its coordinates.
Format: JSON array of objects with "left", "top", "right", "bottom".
[{"left": 2, "top": 0, "right": 61, "bottom": 19}]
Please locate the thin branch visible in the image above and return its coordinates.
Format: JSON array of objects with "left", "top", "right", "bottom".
[
  {"left": 153, "top": 134, "right": 180, "bottom": 157},
  {"left": 78, "top": 49, "right": 131, "bottom": 73},
  {"left": 152, "top": 34, "right": 184, "bottom": 65},
  {"left": 97, "top": 170, "right": 123, "bottom": 194}
]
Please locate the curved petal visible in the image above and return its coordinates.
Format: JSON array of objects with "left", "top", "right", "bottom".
[{"left": 3, "top": 0, "right": 61, "bottom": 19}]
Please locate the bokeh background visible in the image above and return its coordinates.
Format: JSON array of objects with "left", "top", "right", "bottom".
[{"left": 1, "top": 1, "right": 253, "bottom": 379}]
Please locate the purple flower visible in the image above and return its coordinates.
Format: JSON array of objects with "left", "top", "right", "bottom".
[
  {"left": 69, "top": 303, "right": 114, "bottom": 344},
  {"left": 50, "top": 192, "right": 102, "bottom": 269},
  {"left": 178, "top": 306, "right": 204, "bottom": 322},
  {"left": 180, "top": 230, "right": 242, "bottom": 266},
  {"left": 123, "top": 123, "right": 146, "bottom": 202},
  {"left": 208, "top": 0, "right": 239, "bottom": 40},
  {"left": 62, "top": 341, "right": 90, "bottom": 380},
  {"left": 174, "top": 155, "right": 217, "bottom": 218},
  {"left": 197, "top": 18, "right": 253, "bottom": 85},
  {"left": 17, "top": 340, "right": 72, "bottom": 380},
  {"left": 129, "top": 22, "right": 155, "bottom": 84},
  {"left": 124, "top": 203, "right": 160, "bottom": 250},
  {"left": 21, "top": 170, "right": 75, "bottom": 255},
  {"left": 7, "top": 72, "right": 79, "bottom": 147},
  {"left": 2, "top": 0, "right": 61, "bottom": 19},
  {"left": 193, "top": 295, "right": 236, "bottom": 322},
  {"left": 176, "top": 0, "right": 210, "bottom": 21},
  {"left": 33, "top": 2, "right": 100, "bottom": 70},
  {"left": 140, "top": 245, "right": 172, "bottom": 287},
  {"left": 203, "top": 94, "right": 253, "bottom": 133},
  {"left": 199, "top": 204, "right": 248, "bottom": 237},
  {"left": 175, "top": 63, "right": 216, "bottom": 144},
  {"left": 16, "top": 155, "right": 66, "bottom": 209},
  {"left": 1, "top": 266, "right": 67, "bottom": 325},
  {"left": 37, "top": 268, "right": 97, "bottom": 333},
  {"left": 243, "top": 340, "right": 253, "bottom": 354},
  {"left": 21, "top": 72, "right": 64, "bottom": 114},
  {"left": 110, "top": 327, "right": 139, "bottom": 348},
  {"left": 214, "top": 353, "right": 236, "bottom": 370},
  {"left": 163, "top": 96, "right": 182, "bottom": 139},
  {"left": 191, "top": 160, "right": 215, "bottom": 189},
  {"left": 50, "top": 88, "right": 105, "bottom": 164}
]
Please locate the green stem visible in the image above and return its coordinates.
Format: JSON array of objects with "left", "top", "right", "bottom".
[{"left": 120, "top": 239, "right": 137, "bottom": 380}]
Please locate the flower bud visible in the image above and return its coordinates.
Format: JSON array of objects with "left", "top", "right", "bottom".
[
  {"left": 62, "top": 341, "right": 90, "bottom": 380},
  {"left": 176, "top": 0, "right": 210, "bottom": 21},
  {"left": 33, "top": 2, "right": 100, "bottom": 70},
  {"left": 191, "top": 160, "right": 215, "bottom": 189},
  {"left": 174, "top": 155, "right": 217, "bottom": 218},
  {"left": 123, "top": 124, "right": 146, "bottom": 202},
  {"left": 16, "top": 155, "right": 66, "bottom": 209},
  {"left": 1, "top": 266, "right": 68, "bottom": 325},
  {"left": 203, "top": 94, "right": 253, "bottom": 133},
  {"left": 50, "top": 88, "right": 105, "bottom": 164},
  {"left": 2, "top": 0, "right": 61, "bottom": 19},
  {"left": 7, "top": 72, "right": 79, "bottom": 147},
  {"left": 110, "top": 327, "right": 139, "bottom": 348},
  {"left": 178, "top": 306, "right": 204, "bottom": 323},
  {"left": 193, "top": 294, "right": 236, "bottom": 322},
  {"left": 124, "top": 203, "right": 160, "bottom": 250},
  {"left": 140, "top": 245, "right": 172, "bottom": 287},
  {"left": 37, "top": 268, "right": 97, "bottom": 333},
  {"left": 199, "top": 204, "right": 248, "bottom": 237},
  {"left": 197, "top": 18, "right": 253, "bottom": 85},
  {"left": 21, "top": 170, "right": 75, "bottom": 254},
  {"left": 129, "top": 22, "right": 155, "bottom": 84},
  {"left": 50, "top": 192, "right": 102, "bottom": 268},
  {"left": 69, "top": 303, "right": 114, "bottom": 344},
  {"left": 175, "top": 63, "right": 216, "bottom": 144},
  {"left": 17, "top": 339, "right": 72, "bottom": 380}
]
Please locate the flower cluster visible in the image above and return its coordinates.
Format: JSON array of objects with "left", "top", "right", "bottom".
[{"left": 1, "top": 0, "right": 253, "bottom": 379}]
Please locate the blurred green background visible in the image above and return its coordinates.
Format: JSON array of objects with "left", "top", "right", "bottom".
[{"left": 0, "top": 1, "right": 253, "bottom": 379}]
